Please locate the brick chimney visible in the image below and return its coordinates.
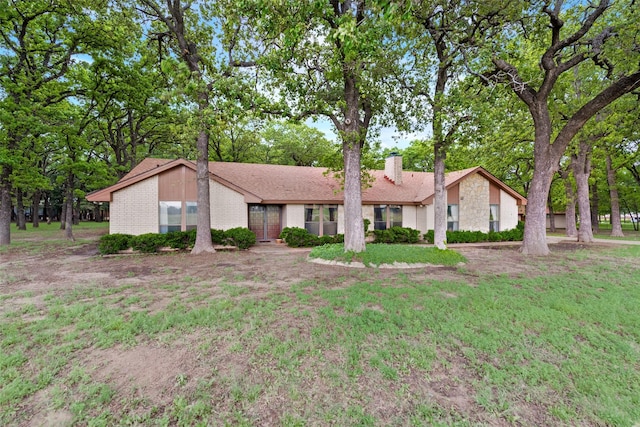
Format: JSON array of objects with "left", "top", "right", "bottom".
[{"left": 384, "top": 154, "right": 403, "bottom": 185}]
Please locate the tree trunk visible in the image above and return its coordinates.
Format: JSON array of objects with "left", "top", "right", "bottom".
[
  {"left": 93, "top": 203, "right": 103, "bottom": 223},
  {"left": 64, "top": 174, "right": 75, "bottom": 241},
  {"left": 606, "top": 154, "right": 624, "bottom": 237},
  {"left": 74, "top": 198, "right": 81, "bottom": 225},
  {"left": 572, "top": 141, "right": 593, "bottom": 243},
  {"left": 562, "top": 174, "right": 578, "bottom": 237},
  {"left": 547, "top": 192, "right": 556, "bottom": 233},
  {"left": 32, "top": 190, "right": 41, "bottom": 228},
  {"left": 191, "top": 128, "right": 215, "bottom": 254},
  {"left": 590, "top": 179, "right": 599, "bottom": 234},
  {"left": 433, "top": 142, "right": 447, "bottom": 249},
  {"left": 343, "top": 138, "right": 366, "bottom": 253},
  {"left": 60, "top": 203, "right": 66, "bottom": 229},
  {"left": 522, "top": 164, "right": 554, "bottom": 256},
  {"left": 16, "top": 189, "right": 26, "bottom": 230},
  {"left": 0, "top": 165, "right": 12, "bottom": 245}
]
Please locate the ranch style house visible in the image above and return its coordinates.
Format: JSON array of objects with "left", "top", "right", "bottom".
[{"left": 86, "top": 156, "right": 527, "bottom": 241}]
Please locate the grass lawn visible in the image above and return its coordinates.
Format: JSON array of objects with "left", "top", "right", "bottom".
[
  {"left": 1, "top": 224, "right": 639, "bottom": 425},
  {"left": 309, "top": 243, "right": 467, "bottom": 266}
]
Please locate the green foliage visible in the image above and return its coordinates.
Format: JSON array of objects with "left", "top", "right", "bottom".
[
  {"left": 279, "top": 227, "right": 343, "bottom": 248},
  {"left": 223, "top": 227, "right": 256, "bottom": 250},
  {"left": 97, "top": 234, "right": 133, "bottom": 255},
  {"left": 210, "top": 229, "right": 226, "bottom": 245},
  {"left": 423, "top": 223, "right": 524, "bottom": 244},
  {"left": 372, "top": 226, "right": 420, "bottom": 244},
  {"left": 130, "top": 233, "right": 166, "bottom": 253},
  {"left": 309, "top": 243, "right": 466, "bottom": 267},
  {"left": 97, "top": 227, "right": 256, "bottom": 253},
  {"left": 164, "top": 230, "right": 195, "bottom": 250}
]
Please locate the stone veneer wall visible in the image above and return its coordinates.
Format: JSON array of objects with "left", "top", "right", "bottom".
[
  {"left": 110, "top": 176, "right": 159, "bottom": 235},
  {"left": 209, "top": 180, "right": 248, "bottom": 230},
  {"left": 459, "top": 173, "right": 490, "bottom": 232}
]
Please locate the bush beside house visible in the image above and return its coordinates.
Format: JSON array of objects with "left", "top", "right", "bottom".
[{"left": 98, "top": 228, "right": 256, "bottom": 254}]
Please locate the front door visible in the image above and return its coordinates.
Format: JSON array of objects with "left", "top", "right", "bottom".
[{"left": 248, "top": 205, "right": 282, "bottom": 241}]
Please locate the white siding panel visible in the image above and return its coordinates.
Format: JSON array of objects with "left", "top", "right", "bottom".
[
  {"left": 110, "top": 176, "right": 159, "bottom": 235},
  {"left": 337, "top": 204, "right": 346, "bottom": 234},
  {"left": 285, "top": 204, "right": 305, "bottom": 229},
  {"left": 402, "top": 205, "right": 417, "bottom": 230},
  {"left": 416, "top": 205, "right": 428, "bottom": 234},
  {"left": 361, "top": 205, "right": 374, "bottom": 234},
  {"left": 500, "top": 190, "right": 519, "bottom": 230},
  {"left": 426, "top": 204, "right": 434, "bottom": 231},
  {"left": 210, "top": 180, "right": 247, "bottom": 230}
]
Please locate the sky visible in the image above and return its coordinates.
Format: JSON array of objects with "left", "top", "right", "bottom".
[{"left": 305, "top": 117, "right": 430, "bottom": 151}]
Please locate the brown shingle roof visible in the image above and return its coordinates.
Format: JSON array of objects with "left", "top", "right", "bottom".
[{"left": 87, "top": 158, "right": 527, "bottom": 206}]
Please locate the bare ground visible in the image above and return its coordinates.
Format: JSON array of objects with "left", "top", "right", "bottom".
[{"left": 0, "top": 229, "right": 627, "bottom": 426}]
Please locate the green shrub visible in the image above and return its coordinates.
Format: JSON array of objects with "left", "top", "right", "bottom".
[
  {"left": 211, "top": 229, "right": 226, "bottom": 245},
  {"left": 363, "top": 218, "right": 371, "bottom": 233},
  {"left": 130, "top": 233, "right": 166, "bottom": 253},
  {"left": 279, "top": 227, "right": 344, "bottom": 247},
  {"left": 164, "top": 230, "right": 192, "bottom": 249},
  {"left": 279, "top": 227, "right": 320, "bottom": 247},
  {"left": 423, "top": 226, "right": 523, "bottom": 244},
  {"left": 98, "top": 233, "right": 133, "bottom": 255},
  {"left": 372, "top": 226, "right": 420, "bottom": 244},
  {"left": 223, "top": 227, "right": 256, "bottom": 250}
]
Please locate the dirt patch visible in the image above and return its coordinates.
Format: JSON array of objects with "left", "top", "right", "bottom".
[{"left": 2, "top": 231, "right": 634, "bottom": 426}]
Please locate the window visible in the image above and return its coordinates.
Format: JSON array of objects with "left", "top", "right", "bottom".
[
  {"left": 305, "top": 204, "right": 338, "bottom": 236},
  {"left": 490, "top": 204, "right": 499, "bottom": 232},
  {"left": 186, "top": 202, "right": 197, "bottom": 231},
  {"left": 159, "top": 201, "right": 182, "bottom": 233},
  {"left": 159, "top": 201, "right": 197, "bottom": 233},
  {"left": 374, "top": 205, "right": 402, "bottom": 230},
  {"left": 447, "top": 204, "right": 459, "bottom": 231}
]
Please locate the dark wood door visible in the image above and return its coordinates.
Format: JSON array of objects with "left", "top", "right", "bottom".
[{"left": 249, "top": 205, "right": 281, "bottom": 241}]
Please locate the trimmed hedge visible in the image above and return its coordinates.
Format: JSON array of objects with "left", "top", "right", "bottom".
[
  {"left": 223, "top": 227, "right": 257, "bottom": 250},
  {"left": 98, "top": 227, "right": 256, "bottom": 254},
  {"left": 98, "top": 233, "right": 133, "bottom": 254},
  {"left": 372, "top": 226, "right": 420, "bottom": 244},
  {"left": 423, "top": 222, "right": 524, "bottom": 244},
  {"left": 279, "top": 227, "right": 344, "bottom": 248}
]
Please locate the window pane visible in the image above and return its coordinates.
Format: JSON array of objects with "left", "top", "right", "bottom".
[
  {"left": 447, "top": 204, "right": 459, "bottom": 221},
  {"left": 489, "top": 205, "right": 499, "bottom": 221},
  {"left": 389, "top": 205, "right": 402, "bottom": 227},
  {"left": 159, "top": 202, "right": 182, "bottom": 233},
  {"left": 447, "top": 204, "right": 459, "bottom": 231},
  {"left": 305, "top": 204, "right": 320, "bottom": 235},
  {"left": 374, "top": 205, "right": 387, "bottom": 230},
  {"left": 323, "top": 205, "right": 338, "bottom": 235},
  {"left": 186, "top": 202, "right": 197, "bottom": 226}
]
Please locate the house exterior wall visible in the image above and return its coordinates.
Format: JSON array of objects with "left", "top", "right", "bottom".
[
  {"left": 362, "top": 205, "right": 374, "bottom": 233},
  {"left": 402, "top": 205, "right": 417, "bottom": 230},
  {"left": 416, "top": 205, "right": 428, "bottom": 234},
  {"left": 209, "top": 180, "right": 247, "bottom": 230},
  {"left": 284, "top": 204, "right": 305, "bottom": 229},
  {"left": 426, "top": 204, "right": 434, "bottom": 230},
  {"left": 500, "top": 190, "right": 520, "bottom": 230},
  {"left": 546, "top": 213, "right": 567, "bottom": 229},
  {"left": 110, "top": 176, "right": 159, "bottom": 235},
  {"left": 459, "top": 173, "right": 490, "bottom": 232},
  {"left": 338, "top": 205, "right": 346, "bottom": 234}
]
